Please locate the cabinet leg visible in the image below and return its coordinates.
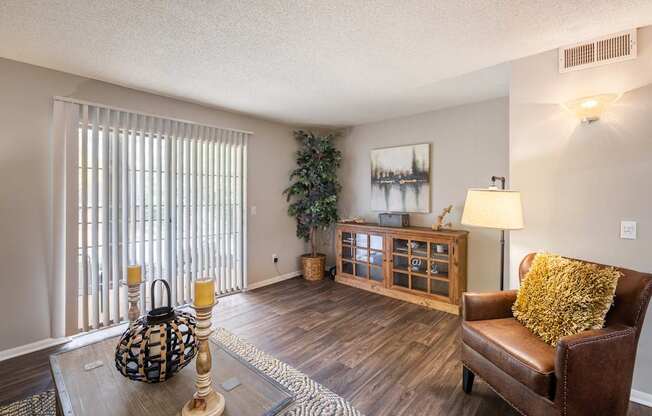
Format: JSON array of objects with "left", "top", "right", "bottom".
[{"left": 462, "top": 366, "right": 475, "bottom": 394}]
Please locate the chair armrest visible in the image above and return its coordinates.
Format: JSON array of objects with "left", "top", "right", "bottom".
[
  {"left": 555, "top": 325, "right": 637, "bottom": 416},
  {"left": 462, "top": 290, "right": 517, "bottom": 321}
]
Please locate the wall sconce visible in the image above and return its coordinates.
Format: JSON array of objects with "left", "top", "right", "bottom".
[{"left": 563, "top": 93, "right": 619, "bottom": 123}]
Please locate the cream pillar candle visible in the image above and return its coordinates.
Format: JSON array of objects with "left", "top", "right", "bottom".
[
  {"left": 127, "top": 265, "right": 142, "bottom": 285},
  {"left": 194, "top": 279, "right": 215, "bottom": 307}
]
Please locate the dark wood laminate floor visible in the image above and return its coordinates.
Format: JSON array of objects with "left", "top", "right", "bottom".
[{"left": 1, "top": 278, "right": 650, "bottom": 415}]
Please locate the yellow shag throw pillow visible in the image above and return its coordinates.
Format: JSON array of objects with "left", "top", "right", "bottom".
[{"left": 512, "top": 253, "right": 620, "bottom": 346}]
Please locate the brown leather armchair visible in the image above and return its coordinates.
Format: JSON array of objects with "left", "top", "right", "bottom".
[{"left": 461, "top": 253, "right": 652, "bottom": 416}]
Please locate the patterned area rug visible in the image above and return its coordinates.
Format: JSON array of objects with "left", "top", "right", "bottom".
[
  {"left": 0, "top": 328, "right": 363, "bottom": 416},
  {"left": 0, "top": 391, "right": 56, "bottom": 416}
]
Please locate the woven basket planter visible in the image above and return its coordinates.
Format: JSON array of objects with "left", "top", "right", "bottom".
[{"left": 301, "top": 253, "right": 326, "bottom": 281}]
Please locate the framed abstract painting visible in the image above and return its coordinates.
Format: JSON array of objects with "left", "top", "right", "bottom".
[{"left": 370, "top": 143, "right": 430, "bottom": 213}]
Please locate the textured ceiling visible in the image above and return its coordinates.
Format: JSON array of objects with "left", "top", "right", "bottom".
[{"left": 1, "top": 1, "right": 652, "bottom": 126}]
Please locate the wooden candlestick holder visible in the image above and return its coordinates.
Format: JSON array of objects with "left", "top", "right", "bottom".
[
  {"left": 126, "top": 281, "right": 143, "bottom": 323},
  {"left": 182, "top": 302, "right": 225, "bottom": 416}
]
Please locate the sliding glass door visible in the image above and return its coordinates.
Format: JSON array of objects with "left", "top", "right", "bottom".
[{"left": 51, "top": 99, "right": 249, "bottom": 335}]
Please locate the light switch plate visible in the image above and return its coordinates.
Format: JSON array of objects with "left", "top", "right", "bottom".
[
  {"left": 251, "top": 205, "right": 257, "bottom": 216},
  {"left": 620, "top": 221, "right": 637, "bottom": 240}
]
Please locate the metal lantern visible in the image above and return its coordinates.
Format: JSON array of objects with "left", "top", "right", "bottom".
[{"left": 115, "top": 279, "right": 197, "bottom": 383}]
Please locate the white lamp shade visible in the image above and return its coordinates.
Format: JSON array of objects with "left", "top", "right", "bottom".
[{"left": 461, "top": 189, "right": 524, "bottom": 230}]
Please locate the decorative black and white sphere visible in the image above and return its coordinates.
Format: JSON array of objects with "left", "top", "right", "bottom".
[{"left": 115, "top": 279, "right": 197, "bottom": 383}]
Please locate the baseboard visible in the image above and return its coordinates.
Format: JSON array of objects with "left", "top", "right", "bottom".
[
  {"left": 631, "top": 389, "right": 652, "bottom": 408},
  {"left": 246, "top": 270, "right": 301, "bottom": 291},
  {"left": 0, "top": 337, "right": 70, "bottom": 362}
]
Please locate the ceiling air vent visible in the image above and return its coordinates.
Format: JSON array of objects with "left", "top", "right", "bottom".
[{"left": 559, "top": 29, "right": 637, "bottom": 73}]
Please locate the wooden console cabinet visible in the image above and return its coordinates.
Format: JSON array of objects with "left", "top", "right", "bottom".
[{"left": 335, "top": 223, "right": 468, "bottom": 315}]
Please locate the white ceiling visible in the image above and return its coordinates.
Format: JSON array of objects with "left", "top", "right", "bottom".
[{"left": 1, "top": 1, "right": 652, "bottom": 126}]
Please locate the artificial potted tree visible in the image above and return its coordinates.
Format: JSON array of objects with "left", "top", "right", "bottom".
[{"left": 284, "top": 130, "right": 342, "bottom": 281}]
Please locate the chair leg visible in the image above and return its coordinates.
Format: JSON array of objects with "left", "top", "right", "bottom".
[{"left": 462, "top": 366, "right": 475, "bottom": 394}]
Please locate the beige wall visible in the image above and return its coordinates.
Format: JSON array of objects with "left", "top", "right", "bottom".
[
  {"left": 0, "top": 58, "right": 304, "bottom": 351},
  {"left": 338, "top": 97, "right": 509, "bottom": 292},
  {"left": 509, "top": 26, "right": 652, "bottom": 395}
]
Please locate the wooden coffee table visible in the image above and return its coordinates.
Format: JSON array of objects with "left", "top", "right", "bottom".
[{"left": 50, "top": 335, "right": 293, "bottom": 416}]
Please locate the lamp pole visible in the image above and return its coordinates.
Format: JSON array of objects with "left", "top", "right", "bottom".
[{"left": 491, "top": 176, "right": 506, "bottom": 291}]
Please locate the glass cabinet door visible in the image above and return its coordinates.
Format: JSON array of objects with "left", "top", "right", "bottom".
[
  {"left": 389, "top": 236, "right": 451, "bottom": 299},
  {"left": 367, "top": 233, "right": 384, "bottom": 282},
  {"left": 340, "top": 231, "right": 355, "bottom": 277},
  {"left": 428, "top": 242, "right": 450, "bottom": 298},
  {"left": 340, "top": 230, "right": 384, "bottom": 284}
]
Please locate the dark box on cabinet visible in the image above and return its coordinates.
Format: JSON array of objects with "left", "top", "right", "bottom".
[{"left": 378, "top": 213, "right": 409, "bottom": 227}]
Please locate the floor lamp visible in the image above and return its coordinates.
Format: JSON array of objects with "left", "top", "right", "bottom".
[{"left": 461, "top": 176, "right": 524, "bottom": 290}]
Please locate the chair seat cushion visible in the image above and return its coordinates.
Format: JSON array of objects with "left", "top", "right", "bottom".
[{"left": 462, "top": 318, "right": 556, "bottom": 398}]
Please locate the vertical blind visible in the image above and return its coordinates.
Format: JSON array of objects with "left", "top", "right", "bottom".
[{"left": 51, "top": 98, "right": 249, "bottom": 336}]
